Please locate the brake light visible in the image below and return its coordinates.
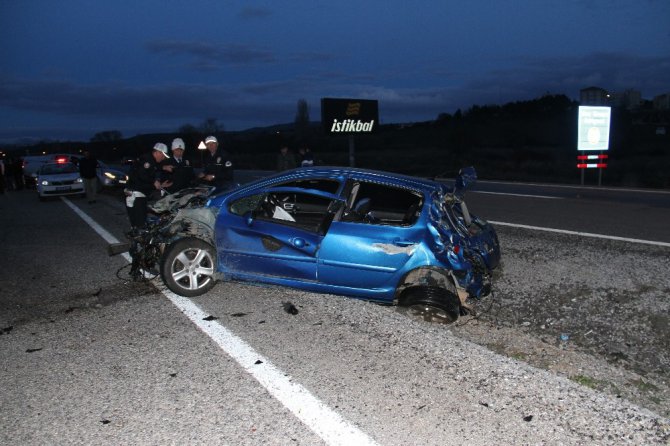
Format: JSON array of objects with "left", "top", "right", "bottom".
[{"left": 55, "top": 156, "right": 68, "bottom": 164}]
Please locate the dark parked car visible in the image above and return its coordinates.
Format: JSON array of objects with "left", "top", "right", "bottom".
[{"left": 134, "top": 167, "right": 500, "bottom": 323}]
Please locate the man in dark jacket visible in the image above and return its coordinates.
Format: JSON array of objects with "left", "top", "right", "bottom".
[
  {"left": 78, "top": 150, "right": 98, "bottom": 203},
  {"left": 198, "top": 135, "right": 234, "bottom": 190},
  {"left": 162, "top": 138, "right": 194, "bottom": 193},
  {"left": 125, "top": 143, "right": 172, "bottom": 228}
]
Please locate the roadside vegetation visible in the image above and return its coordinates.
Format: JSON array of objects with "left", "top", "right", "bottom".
[{"left": 5, "top": 95, "right": 669, "bottom": 189}]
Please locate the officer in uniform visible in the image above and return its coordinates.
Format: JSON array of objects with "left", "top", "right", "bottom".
[
  {"left": 198, "top": 135, "right": 234, "bottom": 190},
  {"left": 125, "top": 143, "right": 172, "bottom": 228},
  {"left": 162, "top": 138, "right": 194, "bottom": 193}
]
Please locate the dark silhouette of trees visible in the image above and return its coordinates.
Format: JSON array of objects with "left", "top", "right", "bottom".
[
  {"left": 201, "top": 118, "right": 223, "bottom": 134},
  {"left": 90, "top": 130, "right": 122, "bottom": 142}
]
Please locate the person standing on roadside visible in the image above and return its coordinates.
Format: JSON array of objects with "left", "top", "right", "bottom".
[
  {"left": 163, "top": 138, "right": 194, "bottom": 193},
  {"left": 78, "top": 150, "right": 99, "bottom": 203},
  {"left": 0, "top": 158, "right": 5, "bottom": 194},
  {"left": 12, "top": 157, "right": 24, "bottom": 190},
  {"left": 198, "top": 135, "right": 234, "bottom": 190},
  {"left": 298, "top": 146, "right": 314, "bottom": 167},
  {"left": 276, "top": 145, "right": 296, "bottom": 171},
  {"left": 125, "top": 143, "right": 172, "bottom": 229}
]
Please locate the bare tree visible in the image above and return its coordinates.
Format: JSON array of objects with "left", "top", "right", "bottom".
[
  {"left": 295, "top": 99, "right": 310, "bottom": 142},
  {"left": 200, "top": 118, "right": 223, "bottom": 134},
  {"left": 179, "top": 124, "right": 198, "bottom": 135},
  {"left": 90, "top": 130, "right": 122, "bottom": 142}
]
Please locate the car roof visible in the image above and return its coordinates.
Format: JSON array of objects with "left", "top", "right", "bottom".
[{"left": 240, "top": 166, "right": 442, "bottom": 194}]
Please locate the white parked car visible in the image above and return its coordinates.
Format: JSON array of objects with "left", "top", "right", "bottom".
[{"left": 36, "top": 162, "right": 84, "bottom": 201}]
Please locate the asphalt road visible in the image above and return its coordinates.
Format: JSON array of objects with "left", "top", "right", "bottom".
[{"left": 1, "top": 180, "right": 669, "bottom": 445}]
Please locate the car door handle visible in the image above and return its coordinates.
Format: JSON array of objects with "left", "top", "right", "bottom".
[
  {"left": 393, "top": 239, "right": 415, "bottom": 247},
  {"left": 291, "top": 237, "right": 309, "bottom": 248}
]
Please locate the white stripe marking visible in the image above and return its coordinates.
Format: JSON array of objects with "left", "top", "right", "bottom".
[
  {"left": 489, "top": 220, "right": 670, "bottom": 248},
  {"left": 477, "top": 179, "right": 670, "bottom": 195},
  {"left": 472, "top": 190, "right": 562, "bottom": 199},
  {"left": 164, "top": 289, "right": 378, "bottom": 446},
  {"left": 62, "top": 197, "right": 379, "bottom": 446}
]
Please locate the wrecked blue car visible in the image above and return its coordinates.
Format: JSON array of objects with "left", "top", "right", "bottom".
[{"left": 157, "top": 166, "right": 500, "bottom": 322}]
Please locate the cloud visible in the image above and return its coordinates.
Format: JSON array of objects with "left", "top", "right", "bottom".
[
  {"left": 466, "top": 52, "right": 670, "bottom": 104},
  {"left": 145, "top": 39, "right": 336, "bottom": 70},
  {"left": 146, "top": 40, "right": 276, "bottom": 65},
  {"left": 1, "top": 51, "right": 668, "bottom": 141}
]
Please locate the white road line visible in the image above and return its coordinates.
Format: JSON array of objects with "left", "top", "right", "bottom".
[
  {"left": 472, "top": 190, "right": 562, "bottom": 199},
  {"left": 61, "top": 197, "right": 379, "bottom": 446},
  {"left": 490, "top": 220, "right": 670, "bottom": 248},
  {"left": 478, "top": 179, "right": 670, "bottom": 195},
  {"left": 164, "top": 289, "right": 378, "bottom": 446}
]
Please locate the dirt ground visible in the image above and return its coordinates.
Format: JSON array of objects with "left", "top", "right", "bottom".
[{"left": 449, "top": 226, "right": 670, "bottom": 417}]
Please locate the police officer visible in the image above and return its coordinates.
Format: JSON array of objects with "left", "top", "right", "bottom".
[
  {"left": 198, "top": 135, "right": 233, "bottom": 189},
  {"left": 125, "top": 143, "right": 172, "bottom": 228},
  {"left": 162, "top": 138, "right": 194, "bottom": 193}
]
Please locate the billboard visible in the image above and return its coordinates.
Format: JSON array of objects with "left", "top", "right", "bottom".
[
  {"left": 321, "top": 98, "right": 378, "bottom": 134},
  {"left": 577, "top": 106, "right": 611, "bottom": 151}
]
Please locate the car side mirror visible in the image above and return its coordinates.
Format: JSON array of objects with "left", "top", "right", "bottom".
[{"left": 454, "top": 166, "right": 477, "bottom": 199}]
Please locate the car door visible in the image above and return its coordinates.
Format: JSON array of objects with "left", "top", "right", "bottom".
[
  {"left": 317, "top": 180, "right": 425, "bottom": 292},
  {"left": 215, "top": 188, "right": 337, "bottom": 282}
]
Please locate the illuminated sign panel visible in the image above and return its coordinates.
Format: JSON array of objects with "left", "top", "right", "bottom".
[
  {"left": 321, "top": 98, "right": 379, "bottom": 134},
  {"left": 577, "top": 106, "right": 611, "bottom": 151}
]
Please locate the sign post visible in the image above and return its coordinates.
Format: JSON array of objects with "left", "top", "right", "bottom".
[
  {"left": 198, "top": 140, "right": 206, "bottom": 167},
  {"left": 321, "top": 98, "right": 379, "bottom": 167},
  {"left": 577, "top": 106, "right": 611, "bottom": 186}
]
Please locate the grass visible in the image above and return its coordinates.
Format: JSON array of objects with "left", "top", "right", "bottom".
[
  {"left": 632, "top": 378, "right": 659, "bottom": 393},
  {"left": 570, "top": 375, "right": 603, "bottom": 389}
]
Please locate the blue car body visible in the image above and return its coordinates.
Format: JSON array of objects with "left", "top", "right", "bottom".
[{"left": 194, "top": 166, "right": 500, "bottom": 305}]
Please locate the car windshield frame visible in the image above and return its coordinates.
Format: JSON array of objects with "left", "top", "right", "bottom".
[{"left": 39, "top": 163, "right": 79, "bottom": 175}]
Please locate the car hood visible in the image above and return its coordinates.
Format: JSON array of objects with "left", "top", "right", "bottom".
[{"left": 101, "top": 167, "right": 126, "bottom": 175}]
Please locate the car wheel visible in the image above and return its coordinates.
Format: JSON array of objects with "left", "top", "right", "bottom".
[
  {"left": 161, "top": 237, "right": 217, "bottom": 297},
  {"left": 399, "top": 286, "right": 460, "bottom": 324}
]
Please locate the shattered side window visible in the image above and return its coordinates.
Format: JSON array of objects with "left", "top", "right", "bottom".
[
  {"left": 278, "top": 179, "right": 340, "bottom": 194},
  {"left": 342, "top": 181, "right": 423, "bottom": 226},
  {"left": 229, "top": 193, "right": 264, "bottom": 216},
  {"left": 257, "top": 191, "right": 333, "bottom": 233}
]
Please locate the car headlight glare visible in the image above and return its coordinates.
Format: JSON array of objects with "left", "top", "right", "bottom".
[
  {"left": 41, "top": 180, "right": 49, "bottom": 186},
  {"left": 76, "top": 178, "right": 83, "bottom": 183},
  {"left": 104, "top": 172, "right": 116, "bottom": 179}
]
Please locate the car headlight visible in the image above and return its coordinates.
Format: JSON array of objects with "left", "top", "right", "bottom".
[
  {"left": 40, "top": 180, "right": 49, "bottom": 186},
  {"left": 76, "top": 178, "right": 83, "bottom": 183},
  {"left": 104, "top": 172, "right": 116, "bottom": 179}
]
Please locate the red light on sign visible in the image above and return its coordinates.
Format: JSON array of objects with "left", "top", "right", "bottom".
[
  {"left": 577, "top": 154, "right": 608, "bottom": 161},
  {"left": 577, "top": 163, "right": 608, "bottom": 169}
]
